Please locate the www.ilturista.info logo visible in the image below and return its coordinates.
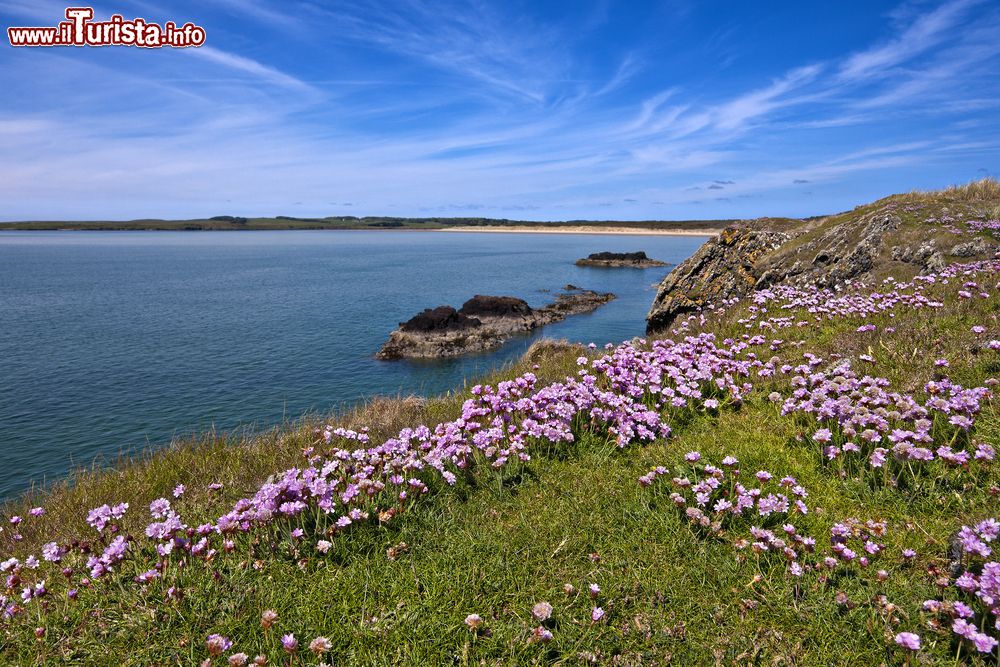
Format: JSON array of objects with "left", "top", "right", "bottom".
[{"left": 7, "top": 7, "right": 206, "bottom": 48}]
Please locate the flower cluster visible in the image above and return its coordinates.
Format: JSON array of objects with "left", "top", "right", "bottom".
[
  {"left": 817, "top": 517, "right": 889, "bottom": 574},
  {"left": 641, "top": 453, "right": 813, "bottom": 573},
  {"left": 781, "top": 362, "right": 993, "bottom": 477},
  {"left": 199, "top": 610, "right": 332, "bottom": 664},
  {"left": 2, "top": 330, "right": 770, "bottom": 642},
  {"left": 922, "top": 518, "right": 999, "bottom": 655},
  {"left": 2, "top": 233, "right": 999, "bottom": 662},
  {"left": 926, "top": 213, "right": 1000, "bottom": 236}
]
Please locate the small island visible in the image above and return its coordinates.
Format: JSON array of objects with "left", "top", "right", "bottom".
[
  {"left": 377, "top": 291, "right": 615, "bottom": 360},
  {"left": 575, "top": 251, "right": 669, "bottom": 267}
]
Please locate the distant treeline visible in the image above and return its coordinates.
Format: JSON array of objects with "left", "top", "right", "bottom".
[{"left": 0, "top": 215, "right": 737, "bottom": 231}]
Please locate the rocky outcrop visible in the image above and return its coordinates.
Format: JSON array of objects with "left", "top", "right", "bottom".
[
  {"left": 576, "top": 251, "right": 668, "bottom": 268},
  {"left": 755, "top": 211, "right": 901, "bottom": 288},
  {"left": 951, "top": 236, "right": 993, "bottom": 258},
  {"left": 458, "top": 295, "right": 533, "bottom": 318},
  {"left": 647, "top": 211, "right": 909, "bottom": 332},
  {"left": 378, "top": 291, "right": 615, "bottom": 360},
  {"left": 399, "top": 306, "right": 481, "bottom": 333},
  {"left": 891, "top": 239, "right": 947, "bottom": 273},
  {"left": 646, "top": 199, "right": 1000, "bottom": 333},
  {"left": 646, "top": 227, "right": 790, "bottom": 333}
]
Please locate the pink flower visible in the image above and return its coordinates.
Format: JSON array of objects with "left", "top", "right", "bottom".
[
  {"left": 531, "top": 601, "right": 553, "bottom": 621},
  {"left": 895, "top": 632, "right": 920, "bottom": 651},
  {"left": 531, "top": 626, "right": 553, "bottom": 643},
  {"left": 206, "top": 634, "right": 232, "bottom": 656},
  {"left": 308, "top": 636, "right": 332, "bottom": 654}
]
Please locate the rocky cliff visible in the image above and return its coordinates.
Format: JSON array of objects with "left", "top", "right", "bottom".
[
  {"left": 646, "top": 225, "right": 791, "bottom": 332},
  {"left": 647, "top": 183, "right": 1000, "bottom": 332}
]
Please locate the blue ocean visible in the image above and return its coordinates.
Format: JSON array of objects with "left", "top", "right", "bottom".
[{"left": 0, "top": 230, "right": 706, "bottom": 500}]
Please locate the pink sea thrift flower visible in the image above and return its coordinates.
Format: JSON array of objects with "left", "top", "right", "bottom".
[
  {"left": 206, "top": 634, "right": 232, "bottom": 656},
  {"left": 895, "top": 632, "right": 921, "bottom": 650},
  {"left": 531, "top": 626, "right": 553, "bottom": 643},
  {"left": 309, "top": 636, "right": 332, "bottom": 654},
  {"left": 531, "top": 601, "right": 553, "bottom": 621}
]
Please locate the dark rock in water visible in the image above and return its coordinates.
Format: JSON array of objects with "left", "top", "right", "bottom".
[
  {"left": 564, "top": 284, "right": 581, "bottom": 291},
  {"left": 593, "top": 251, "right": 649, "bottom": 261},
  {"left": 459, "top": 295, "right": 532, "bottom": 318},
  {"left": 575, "top": 251, "right": 668, "bottom": 268},
  {"left": 378, "top": 290, "right": 615, "bottom": 360},
  {"left": 399, "top": 306, "right": 481, "bottom": 333},
  {"left": 545, "top": 290, "right": 616, "bottom": 314}
]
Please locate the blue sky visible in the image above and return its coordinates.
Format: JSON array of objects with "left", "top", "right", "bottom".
[{"left": 1, "top": 0, "right": 998, "bottom": 221}]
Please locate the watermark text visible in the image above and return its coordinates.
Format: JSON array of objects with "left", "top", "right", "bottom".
[{"left": 8, "top": 7, "right": 206, "bottom": 48}]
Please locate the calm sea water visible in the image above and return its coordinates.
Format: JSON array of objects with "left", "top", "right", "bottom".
[{"left": 0, "top": 230, "right": 706, "bottom": 501}]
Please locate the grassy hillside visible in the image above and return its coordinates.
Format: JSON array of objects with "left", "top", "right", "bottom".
[
  {"left": 760, "top": 178, "right": 1000, "bottom": 285},
  {"left": 2, "top": 184, "right": 1000, "bottom": 665},
  {"left": 0, "top": 216, "right": 732, "bottom": 232}
]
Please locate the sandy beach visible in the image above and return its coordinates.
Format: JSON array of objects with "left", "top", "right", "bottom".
[{"left": 437, "top": 225, "right": 722, "bottom": 237}]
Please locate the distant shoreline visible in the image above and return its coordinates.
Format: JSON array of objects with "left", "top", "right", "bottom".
[
  {"left": 0, "top": 225, "right": 722, "bottom": 236},
  {"left": 438, "top": 225, "right": 721, "bottom": 237},
  {"left": 0, "top": 216, "right": 735, "bottom": 234}
]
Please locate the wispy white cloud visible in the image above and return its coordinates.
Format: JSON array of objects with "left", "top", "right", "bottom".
[
  {"left": 711, "top": 64, "right": 823, "bottom": 131},
  {"left": 1, "top": 0, "right": 998, "bottom": 221},
  {"left": 852, "top": 16, "right": 1000, "bottom": 108},
  {"left": 838, "top": 0, "right": 983, "bottom": 81},
  {"left": 205, "top": 0, "right": 303, "bottom": 30},
  {"left": 312, "top": 0, "right": 569, "bottom": 104},
  {"left": 620, "top": 90, "right": 677, "bottom": 132},
  {"left": 592, "top": 53, "right": 643, "bottom": 97},
  {"left": 185, "top": 46, "right": 316, "bottom": 92}
]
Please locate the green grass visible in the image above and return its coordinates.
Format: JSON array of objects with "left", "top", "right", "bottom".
[
  {"left": 3, "top": 185, "right": 1000, "bottom": 665},
  {"left": 4, "top": 276, "right": 998, "bottom": 665},
  {"left": 7, "top": 403, "right": 997, "bottom": 664}
]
